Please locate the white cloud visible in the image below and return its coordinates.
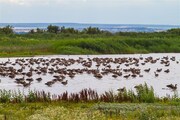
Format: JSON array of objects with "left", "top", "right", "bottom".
[
  {"left": 0, "top": 0, "right": 179, "bottom": 5},
  {"left": 0, "top": 0, "right": 179, "bottom": 4},
  {"left": 0, "top": 0, "right": 88, "bottom": 5},
  {"left": 0, "top": 0, "right": 26, "bottom": 5}
]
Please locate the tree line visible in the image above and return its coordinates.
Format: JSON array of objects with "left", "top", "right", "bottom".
[
  {"left": 0, "top": 24, "right": 109, "bottom": 35},
  {"left": 30, "top": 25, "right": 108, "bottom": 34}
]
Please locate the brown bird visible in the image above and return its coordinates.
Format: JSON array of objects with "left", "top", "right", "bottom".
[
  {"left": 144, "top": 68, "right": 150, "bottom": 72},
  {"left": 36, "top": 77, "right": 42, "bottom": 82},
  {"left": 154, "top": 72, "right": 159, "bottom": 77},
  {"left": 112, "top": 74, "right": 118, "bottom": 78},
  {"left": 124, "top": 74, "right": 131, "bottom": 79},
  {"left": 23, "top": 81, "right": 31, "bottom": 88},
  {"left": 156, "top": 68, "right": 162, "bottom": 72},
  {"left": 45, "top": 81, "right": 55, "bottom": 87},
  {"left": 164, "top": 69, "right": 170, "bottom": 73},
  {"left": 61, "top": 80, "right": 68, "bottom": 85},
  {"left": 131, "top": 74, "right": 137, "bottom": 78},
  {"left": 94, "top": 73, "right": 103, "bottom": 79},
  {"left": 26, "top": 71, "right": 32, "bottom": 77},
  {"left": 166, "top": 84, "right": 177, "bottom": 90},
  {"left": 26, "top": 78, "right": 34, "bottom": 82}
]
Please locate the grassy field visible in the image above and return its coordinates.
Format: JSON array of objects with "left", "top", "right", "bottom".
[
  {"left": 0, "top": 29, "right": 180, "bottom": 57},
  {"left": 1, "top": 102, "right": 180, "bottom": 120},
  {"left": 0, "top": 84, "right": 180, "bottom": 119}
]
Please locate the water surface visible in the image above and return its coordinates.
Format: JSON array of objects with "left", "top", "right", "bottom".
[{"left": 0, "top": 53, "right": 179, "bottom": 97}]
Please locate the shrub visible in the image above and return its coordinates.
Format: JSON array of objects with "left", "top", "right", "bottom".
[
  {"left": 82, "top": 27, "right": 101, "bottom": 34},
  {"left": 47, "top": 25, "right": 60, "bottom": 34},
  {"left": 0, "top": 25, "right": 13, "bottom": 34}
]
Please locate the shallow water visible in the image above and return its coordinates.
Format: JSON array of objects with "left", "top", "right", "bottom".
[{"left": 0, "top": 53, "right": 179, "bottom": 97}]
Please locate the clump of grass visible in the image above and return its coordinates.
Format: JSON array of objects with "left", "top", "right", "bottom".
[
  {"left": 11, "top": 90, "right": 24, "bottom": 103},
  {"left": 25, "top": 91, "right": 51, "bottom": 103},
  {"left": 99, "top": 83, "right": 155, "bottom": 103},
  {"left": 135, "top": 83, "right": 155, "bottom": 103},
  {"left": 0, "top": 90, "right": 11, "bottom": 103}
]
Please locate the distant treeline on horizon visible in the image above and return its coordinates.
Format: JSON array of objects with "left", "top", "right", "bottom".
[
  {"left": 0, "top": 23, "right": 179, "bottom": 33},
  {"left": 0, "top": 25, "right": 180, "bottom": 35}
]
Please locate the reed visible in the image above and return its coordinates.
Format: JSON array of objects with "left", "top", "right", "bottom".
[
  {"left": 0, "top": 29, "right": 180, "bottom": 57},
  {"left": 0, "top": 83, "right": 177, "bottom": 103}
]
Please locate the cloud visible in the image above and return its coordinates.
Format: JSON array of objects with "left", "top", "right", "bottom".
[
  {"left": 0, "top": 0, "right": 178, "bottom": 5},
  {"left": 0, "top": 0, "right": 88, "bottom": 5},
  {"left": 0, "top": 0, "right": 179, "bottom": 9},
  {"left": 0, "top": 0, "right": 26, "bottom": 5},
  {"left": 0, "top": 0, "right": 50, "bottom": 5}
]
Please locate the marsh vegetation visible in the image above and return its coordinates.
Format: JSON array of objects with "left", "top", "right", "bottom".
[
  {"left": 0, "top": 84, "right": 180, "bottom": 120},
  {"left": 0, "top": 26, "right": 179, "bottom": 57},
  {"left": 0, "top": 26, "right": 180, "bottom": 119}
]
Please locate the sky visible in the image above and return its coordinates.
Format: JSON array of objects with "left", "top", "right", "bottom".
[{"left": 0, "top": 0, "right": 179, "bottom": 25}]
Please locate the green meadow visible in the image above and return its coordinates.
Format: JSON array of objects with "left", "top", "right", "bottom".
[{"left": 0, "top": 28, "right": 179, "bottom": 57}]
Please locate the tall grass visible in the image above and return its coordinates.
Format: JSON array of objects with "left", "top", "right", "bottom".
[
  {"left": 135, "top": 83, "right": 155, "bottom": 103},
  {"left": 0, "top": 31, "right": 180, "bottom": 56},
  {"left": 0, "top": 83, "right": 177, "bottom": 104}
]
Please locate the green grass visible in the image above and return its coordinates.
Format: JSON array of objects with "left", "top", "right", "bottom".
[
  {"left": 0, "top": 31, "right": 180, "bottom": 57},
  {"left": 0, "top": 84, "right": 178, "bottom": 119},
  {"left": 0, "top": 83, "right": 178, "bottom": 104},
  {"left": 0, "top": 38, "right": 54, "bottom": 57},
  {"left": 0, "top": 102, "right": 180, "bottom": 120},
  {"left": 93, "top": 103, "right": 180, "bottom": 120}
]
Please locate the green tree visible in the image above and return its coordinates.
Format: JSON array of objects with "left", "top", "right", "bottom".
[
  {"left": 47, "top": 25, "right": 60, "bottom": 34},
  {"left": 60, "top": 26, "right": 79, "bottom": 34},
  {"left": 167, "top": 28, "right": 180, "bottom": 35},
  {"left": 0, "top": 25, "right": 14, "bottom": 34},
  {"left": 29, "top": 29, "right": 35, "bottom": 34},
  {"left": 36, "top": 28, "right": 44, "bottom": 33},
  {"left": 82, "top": 27, "right": 101, "bottom": 34}
]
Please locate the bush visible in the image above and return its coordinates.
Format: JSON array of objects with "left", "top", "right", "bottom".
[
  {"left": 60, "top": 26, "right": 79, "bottom": 34},
  {"left": 0, "top": 25, "right": 13, "bottom": 34},
  {"left": 82, "top": 27, "right": 101, "bottom": 34},
  {"left": 167, "top": 28, "right": 180, "bottom": 35},
  {"left": 47, "top": 25, "right": 60, "bottom": 34}
]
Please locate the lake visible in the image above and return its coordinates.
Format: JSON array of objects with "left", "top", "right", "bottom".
[{"left": 0, "top": 53, "right": 179, "bottom": 97}]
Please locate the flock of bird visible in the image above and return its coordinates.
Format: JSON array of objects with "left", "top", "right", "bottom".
[{"left": 0, "top": 56, "right": 178, "bottom": 90}]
